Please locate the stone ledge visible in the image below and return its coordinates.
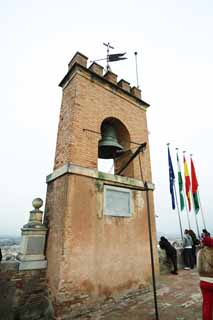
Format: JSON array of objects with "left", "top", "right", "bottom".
[
  {"left": 46, "top": 163, "right": 155, "bottom": 191},
  {"left": 0, "top": 260, "right": 20, "bottom": 271},
  {"left": 19, "top": 260, "right": 47, "bottom": 271}
]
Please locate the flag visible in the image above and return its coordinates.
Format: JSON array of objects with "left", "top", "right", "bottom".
[
  {"left": 191, "top": 157, "right": 200, "bottom": 214},
  {"left": 176, "top": 153, "right": 184, "bottom": 211},
  {"left": 168, "top": 146, "right": 175, "bottom": 209},
  {"left": 183, "top": 156, "right": 191, "bottom": 211},
  {"left": 108, "top": 52, "right": 127, "bottom": 62}
]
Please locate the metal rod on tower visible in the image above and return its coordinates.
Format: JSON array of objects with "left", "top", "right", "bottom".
[
  {"left": 103, "top": 42, "right": 114, "bottom": 71},
  {"left": 144, "top": 182, "right": 159, "bottom": 320},
  {"left": 91, "top": 43, "right": 127, "bottom": 70},
  {"left": 134, "top": 52, "right": 139, "bottom": 88}
]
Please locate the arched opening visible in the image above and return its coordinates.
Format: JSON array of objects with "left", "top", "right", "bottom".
[
  {"left": 97, "top": 158, "right": 115, "bottom": 174},
  {"left": 97, "top": 117, "right": 134, "bottom": 178}
]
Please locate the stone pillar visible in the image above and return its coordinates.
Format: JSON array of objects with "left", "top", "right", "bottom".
[{"left": 18, "top": 198, "right": 47, "bottom": 270}]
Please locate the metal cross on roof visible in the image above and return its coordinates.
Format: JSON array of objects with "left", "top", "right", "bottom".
[
  {"left": 103, "top": 42, "right": 127, "bottom": 71},
  {"left": 90, "top": 43, "right": 127, "bottom": 71}
]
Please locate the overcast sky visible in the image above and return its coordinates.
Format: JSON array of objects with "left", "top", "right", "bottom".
[{"left": 1, "top": 0, "right": 213, "bottom": 237}]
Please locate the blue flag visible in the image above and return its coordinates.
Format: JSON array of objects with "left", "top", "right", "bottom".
[{"left": 168, "top": 146, "right": 175, "bottom": 209}]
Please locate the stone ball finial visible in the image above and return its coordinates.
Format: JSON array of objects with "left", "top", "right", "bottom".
[{"left": 32, "top": 198, "right": 43, "bottom": 210}]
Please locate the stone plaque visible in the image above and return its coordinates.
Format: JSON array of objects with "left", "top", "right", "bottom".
[
  {"left": 26, "top": 236, "right": 45, "bottom": 255},
  {"left": 104, "top": 185, "right": 132, "bottom": 217}
]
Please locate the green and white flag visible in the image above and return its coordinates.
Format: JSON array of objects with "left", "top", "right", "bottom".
[{"left": 177, "top": 153, "right": 185, "bottom": 211}]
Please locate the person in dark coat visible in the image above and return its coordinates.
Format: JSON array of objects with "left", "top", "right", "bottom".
[
  {"left": 0, "top": 248, "right": 2, "bottom": 262},
  {"left": 189, "top": 229, "right": 200, "bottom": 265},
  {"left": 159, "top": 236, "right": 178, "bottom": 275}
]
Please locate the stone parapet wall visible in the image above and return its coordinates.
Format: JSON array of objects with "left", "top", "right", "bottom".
[
  {"left": 0, "top": 261, "right": 52, "bottom": 320},
  {"left": 159, "top": 248, "right": 185, "bottom": 274},
  {"left": 0, "top": 260, "right": 152, "bottom": 320}
]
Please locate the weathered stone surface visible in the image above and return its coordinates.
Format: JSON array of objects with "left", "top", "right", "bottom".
[
  {"left": 51, "top": 269, "right": 201, "bottom": 320},
  {"left": 0, "top": 266, "right": 52, "bottom": 320},
  {"left": 19, "top": 260, "right": 47, "bottom": 270},
  {"left": 0, "top": 260, "right": 19, "bottom": 271}
]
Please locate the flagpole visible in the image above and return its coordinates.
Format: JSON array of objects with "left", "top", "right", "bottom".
[
  {"left": 190, "top": 155, "right": 200, "bottom": 238},
  {"left": 183, "top": 152, "right": 191, "bottom": 230},
  {"left": 167, "top": 144, "right": 184, "bottom": 240},
  {"left": 197, "top": 190, "right": 207, "bottom": 230},
  {"left": 190, "top": 189, "right": 200, "bottom": 238},
  {"left": 190, "top": 154, "right": 207, "bottom": 230},
  {"left": 183, "top": 192, "right": 191, "bottom": 229},
  {"left": 134, "top": 51, "right": 139, "bottom": 88},
  {"left": 175, "top": 148, "right": 185, "bottom": 240},
  {"left": 174, "top": 184, "right": 184, "bottom": 241},
  {"left": 180, "top": 168, "right": 191, "bottom": 230}
]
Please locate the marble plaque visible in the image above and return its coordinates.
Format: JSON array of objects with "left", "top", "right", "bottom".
[
  {"left": 26, "top": 236, "right": 45, "bottom": 255},
  {"left": 104, "top": 185, "right": 132, "bottom": 217}
]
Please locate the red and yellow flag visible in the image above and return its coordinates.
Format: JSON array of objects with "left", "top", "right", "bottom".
[{"left": 184, "top": 156, "right": 191, "bottom": 211}]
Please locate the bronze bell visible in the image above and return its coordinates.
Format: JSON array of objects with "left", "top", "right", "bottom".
[{"left": 98, "top": 124, "right": 123, "bottom": 159}]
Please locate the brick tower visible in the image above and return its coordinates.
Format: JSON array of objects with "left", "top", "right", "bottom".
[{"left": 45, "top": 52, "right": 158, "bottom": 318}]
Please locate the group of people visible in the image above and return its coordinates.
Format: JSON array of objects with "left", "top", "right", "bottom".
[
  {"left": 159, "top": 228, "right": 213, "bottom": 320},
  {"left": 159, "top": 228, "right": 199, "bottom": 275},
  {"left": 182, "top": 228, "right": 200, "bottom": 270},
  {"left": 159, "top": 229, "right": 210, "bottom": 274}
]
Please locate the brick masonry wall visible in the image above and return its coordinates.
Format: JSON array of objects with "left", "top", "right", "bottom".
[
  {"left": 45, "top": 54, "right": 157, "bottom": 319},
  {"left": 0, "top": 262, "right": 52, "bottom": 320},
  {"left": 54, "top": 68, "right": 152, "bottom": 182}
]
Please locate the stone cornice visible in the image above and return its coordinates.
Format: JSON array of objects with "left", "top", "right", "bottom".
[{"left": 46, "top": 163, "right": 155, "bottom": 191}]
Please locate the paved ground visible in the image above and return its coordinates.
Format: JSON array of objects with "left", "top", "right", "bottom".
[{"left": 88, "top": 269, "right": 202, "bottom": 320}]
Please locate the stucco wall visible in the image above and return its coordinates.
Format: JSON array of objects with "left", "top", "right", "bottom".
[{"left": 45, "top": 170, "right": 158, "bottom": 318}]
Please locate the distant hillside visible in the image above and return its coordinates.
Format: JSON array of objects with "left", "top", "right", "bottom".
[
  {"left": 157, "top": 231, "right": 182, "bottom": 241},
  {"left": 0, "top": 236, "right": 21, "bottom": 246}
]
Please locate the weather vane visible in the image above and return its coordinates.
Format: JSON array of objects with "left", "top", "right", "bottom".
[{"left": 91, "top": 42, "right": 127, "bottom": 71}]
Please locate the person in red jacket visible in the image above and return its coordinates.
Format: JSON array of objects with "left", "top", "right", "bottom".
[{"left": 197, "top": 236, "right": 213, "bottom": 320}]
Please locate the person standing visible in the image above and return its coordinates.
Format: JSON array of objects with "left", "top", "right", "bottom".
[
  {"left": 159, "top": 236, "right": 178, "bottom": 275},
  {"left": 183, "top": 229, "right": 194, "bottom": 270},
  {"left": 198, "top": 236, "right": 213, "bottom": 320},
  {"left": 202, "top": 229, "right": 211, "bottom": 239},
  {"left": 189, "top": 229, "right": 200, "bottom": 265},
  {"left": 0, "top": 248, "right": 2, "bottom": 262}
]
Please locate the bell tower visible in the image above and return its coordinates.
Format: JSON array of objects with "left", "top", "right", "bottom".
[{"left": 45, "top": 52, "right": 158, "bottom": 319}]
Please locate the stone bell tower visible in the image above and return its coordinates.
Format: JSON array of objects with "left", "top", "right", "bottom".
[{"left": 45, "top": 52, "right": 158, "bottom": 319}]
